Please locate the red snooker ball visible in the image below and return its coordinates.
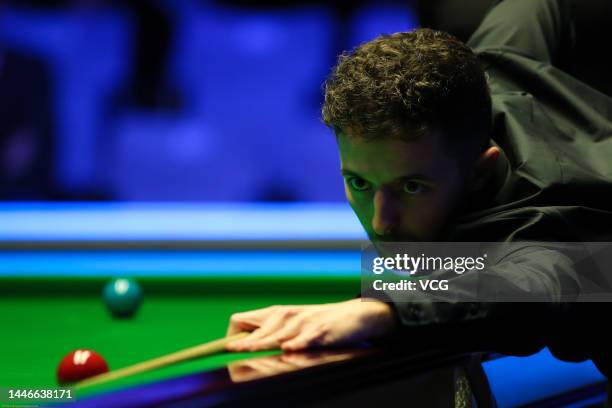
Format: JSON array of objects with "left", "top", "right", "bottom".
[{"left": 57, "top": 349, "right": 109, "bottom": 385}]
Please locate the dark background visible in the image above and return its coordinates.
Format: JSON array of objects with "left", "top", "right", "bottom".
[{"left": 1, "top": 0, "right": 609, "bottom": 202}]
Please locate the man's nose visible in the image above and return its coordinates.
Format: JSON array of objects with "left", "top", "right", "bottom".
[{"left": 372, "top": 189, "right": 400, "bottom": 238}]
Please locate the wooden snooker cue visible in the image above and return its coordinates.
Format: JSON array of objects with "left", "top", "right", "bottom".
[{"left": 75, "top": 332, "right": 248, "bottom": 389}]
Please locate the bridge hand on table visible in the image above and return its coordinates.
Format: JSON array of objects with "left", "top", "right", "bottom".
[{"left": 225, "top": 298, "right": 397, "bottom": 352}]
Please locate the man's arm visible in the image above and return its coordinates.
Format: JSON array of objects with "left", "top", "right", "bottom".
[
  {"left": 225, "top": 244, "right": 591, "bottom": 354},
  {"left": 373, "top": 244, "right": 585, "bottom": 354}
]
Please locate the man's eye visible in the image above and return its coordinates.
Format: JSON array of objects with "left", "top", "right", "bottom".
[
  {"left": 403, "top": 181, "right": 426, "bottom": 194},
  {"left": 348, "top": 177, "right": 370, "bottom": 191}
]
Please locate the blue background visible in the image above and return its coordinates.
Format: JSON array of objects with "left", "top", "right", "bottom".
[{"left": 0, "top": 0, "right": 417, "bottom": 201}]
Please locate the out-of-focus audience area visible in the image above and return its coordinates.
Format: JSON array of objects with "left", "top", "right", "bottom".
[{"left": 1, "top": 0, "right": 610, "bottom": 202}]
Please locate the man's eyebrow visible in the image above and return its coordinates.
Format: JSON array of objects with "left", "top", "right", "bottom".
[
  {"left": 341, "top": 168, "right": 435, "bottom": 182},
  {"left": 340, "top": 169, "right": 362, "bottom": 177}
]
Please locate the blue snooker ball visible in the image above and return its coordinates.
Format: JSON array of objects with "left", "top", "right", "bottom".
[{"left": 103, "top": 278, "right": 142, "bottom": 318}]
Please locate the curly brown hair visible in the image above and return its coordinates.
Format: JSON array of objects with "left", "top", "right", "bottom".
[{"left": 322, "top": 28, "right": 492, "bottom": 160}]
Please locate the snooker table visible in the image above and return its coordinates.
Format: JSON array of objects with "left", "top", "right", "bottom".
[
  {"left": 0, "top": 272, "right": 359, "bottom": 391},
  {"left": 0, "top": 271, "right": 494, "bottom": 407},
  {"left": 0, "top": 204, "right": 608, "bottom": 407}
]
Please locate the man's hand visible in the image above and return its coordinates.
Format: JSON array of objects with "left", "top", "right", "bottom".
[{"left": 225, "top": 298, "right": 397, "bottom": 352}]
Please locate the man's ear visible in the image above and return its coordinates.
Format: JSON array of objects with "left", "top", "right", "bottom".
[{"left": 469, "top": 146, "right": 500, "bottom": 192}]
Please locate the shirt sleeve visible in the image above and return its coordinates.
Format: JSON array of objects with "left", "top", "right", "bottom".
[
  {"left": 368, "top": 243, "right": 592, "bottom": 354},
  {"left": 467, "top": 0, "right": 575, "bottom": 67}
]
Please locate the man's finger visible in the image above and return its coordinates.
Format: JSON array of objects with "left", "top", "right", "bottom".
[
  {"left": 281, "top": 326, "right": 326, "bottom": 351},
  {"left": 243, "top": 309, "right": 294, "bottom": 341},
  {"left": 226, "top": 314, "right": 261, "bottom": 336},
  {"left": 230, "top": 308, "right": 298, "bottom": 350},
  {"left": 249, "top": 314, "right": 305, "bottom": 350},
  {"left": 226, "top": 306, "right": 279, "bottom": 336}
]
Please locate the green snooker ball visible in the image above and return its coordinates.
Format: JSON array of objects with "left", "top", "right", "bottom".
[{"left": 103, "top": 278, "right": 142, "bottom": 318}]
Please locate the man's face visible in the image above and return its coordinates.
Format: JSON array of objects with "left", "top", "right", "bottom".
[{"left": 338, "top": 131, "right": 470, "bottom": 242}]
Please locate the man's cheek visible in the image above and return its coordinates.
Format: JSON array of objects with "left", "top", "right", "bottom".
[
  {"left": 344, "top": 187, "right": 359, "bottom": 216},
  {"left": 343, "top": 184, "right": 353, "bottom": 204},
  {"left": 416, "top": 200, "right": 452, "bottom": 239},
  {"left": 344, "top": 189, "right": 373, "bottom": 234}
]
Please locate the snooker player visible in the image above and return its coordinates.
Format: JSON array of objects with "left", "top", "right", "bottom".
[{"left": 226, "top": 0, "right": 612, "bottom": 378}]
